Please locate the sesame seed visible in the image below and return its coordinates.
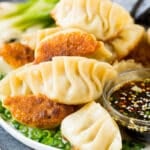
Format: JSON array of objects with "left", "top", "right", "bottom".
[{"left": 110, "top": 78, "right": 150, "bottom": 121}]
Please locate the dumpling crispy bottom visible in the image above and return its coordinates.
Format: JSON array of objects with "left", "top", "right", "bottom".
[{"left": 3, "top": 94, "right": 77, "bottom": 129}]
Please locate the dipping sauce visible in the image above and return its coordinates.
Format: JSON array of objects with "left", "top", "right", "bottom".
[{"left": 110, "top": 78, "right": 150, "bottom": 121}]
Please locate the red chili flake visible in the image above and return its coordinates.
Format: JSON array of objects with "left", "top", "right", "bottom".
[{"left": 110, "top": 78, "right": 150, "bottom": 121}]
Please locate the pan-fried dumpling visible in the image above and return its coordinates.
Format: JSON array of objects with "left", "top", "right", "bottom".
[
  {"left": 51, "top": 0, "right": 144, "bottom": 61},
  {"left": 61, "top": 102, "right": 122, "bottom": 150},
  {"left": 35, "top": 28, "right": 112, "bottom": 63},
  {"left": 0, "top": 56, "right": 117, "bottom": 104},
  {"left": 0, "top": 42, "right": 34, "bottom": 68},
  {"left": 52, "top": 0, "right": 133, "bottom": 41}
]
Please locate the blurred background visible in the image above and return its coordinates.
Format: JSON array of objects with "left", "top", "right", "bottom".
[{"left": 0, "top": 0, "right": 149, "bottom": 27}]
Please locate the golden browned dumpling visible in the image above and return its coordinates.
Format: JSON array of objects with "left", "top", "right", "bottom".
[
  {"left": 0, "top": 42, "right": 34, "bottom": 68},
  {"left": 34, "top": 28, "right": 112, "bottom": 63},
  {"left": 3, "top": 94, "right": 76, "bottom": 129}
]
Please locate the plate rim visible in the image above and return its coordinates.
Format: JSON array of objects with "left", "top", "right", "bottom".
[
  {"left": 1, "top": 117, "right": 150, "bottom": 150},
  {"left": 0, "top": 118, "right": 60, "bottom": 150}
]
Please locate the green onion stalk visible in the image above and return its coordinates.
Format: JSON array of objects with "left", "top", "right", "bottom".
[{"left": 0, "top": 0, "right": 59, "bottom": 42}]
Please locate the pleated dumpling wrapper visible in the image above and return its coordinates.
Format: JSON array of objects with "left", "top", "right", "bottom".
[
  {"left": 51, "top": 0, "right": 144, "bottom": 60},
  {"left": 34, "top": 28, "right": 113, "bottom": 63},
  {"left": 21, "top": 27, "right": 61, "bottom": 50},
  {"left": 113, "top": 59, "right": 143, "bottom": 74},
  {"left": 61, "top": 102, "right": 122, "bottom": 150},
  {"left": 52, "top": 0, "right": 133, "bottom": 41},
  {"left": 0, "top": 56, "right": 117, "bottom": 104}
]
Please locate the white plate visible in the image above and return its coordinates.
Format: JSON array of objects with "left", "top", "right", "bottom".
[
  {"left": 1, "top": 117, "right": 150, "bottom": 150},
  {"left": 0, "top": 118, "right": 60, "bottom": 150}
]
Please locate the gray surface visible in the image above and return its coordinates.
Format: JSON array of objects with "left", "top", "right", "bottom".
[
  {"left": 113, "top": 0, "right": 150, "bottom": 17},
  {"left": 0, "top": 0, "right": 149, "bottom": 150},
  {"left": 0, "top": 126, "right": 32, "bottom": 150}
]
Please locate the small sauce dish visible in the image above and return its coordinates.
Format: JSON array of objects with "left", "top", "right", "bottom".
[{"left": 102, "top": 68, "right": 150, "bottom": 142}]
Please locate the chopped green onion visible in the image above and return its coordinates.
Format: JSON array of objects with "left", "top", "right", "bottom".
[
  {"left": 41, "top": 136, "right": 54, "bottom": 145},
  {"left": 0, "top": 73, "right": 5, "bottom": 80},
  {"left": 41, "top": 129, "right": 52, "bottom": 137},
  {"left": 12, "top": 120, "right": 20, "bottom": 129},
  {"left": 0, "top": 101, "right": 5, "bottom": 113},
  {"left": 19, "top": 124, "right": 29, "bottom": 136},
  {"left": 122, "top": 140, "right": 145, "bottom": 150},
  {"left": 0, "top": 113, "right": 10, "bottom": 121},
  {"left": 4, "top": 109, "right": 12, "bottom": 120},
  {"left": 54, "top": 130, "right": 62, "bottom": 139},
  {"left": 29, "top": 128, "right": 43, "bottom": 141},
  {"left": 64, "top": 143, "right": 72, "bottom": 150},
  {"left": 53, "top": 139, "right": 64, "bottom": 148}
]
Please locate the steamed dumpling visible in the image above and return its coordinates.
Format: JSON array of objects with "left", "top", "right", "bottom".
[
  {"left": 0, "top": 57, "right": 13, "bottom": 74},
  {"left": 113, "top": 59, "right": 143, "bottom": 74},
  {"left": 125, "top": 29, "right": 150, "bottom": 67},
  {"left": 34, "top": 28, "right": 112, "bottom": 63},
  {"left": 105, "top": 24, "right": 144, "bottom": 60},
  {"left": 147, "top": 28, "right": 150, "bottom": 44},
  {"left": 52, "top": 0, "right": 133, "bottom": 41},
  {"left": 20, "top": 27, "right": 61, "bottom": 50},
  {"left": 61, "top": 102, "right": 122, "bottom": 150},
  {"left": 0, "top": 56, "right": 117, "bottom": 104}
]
